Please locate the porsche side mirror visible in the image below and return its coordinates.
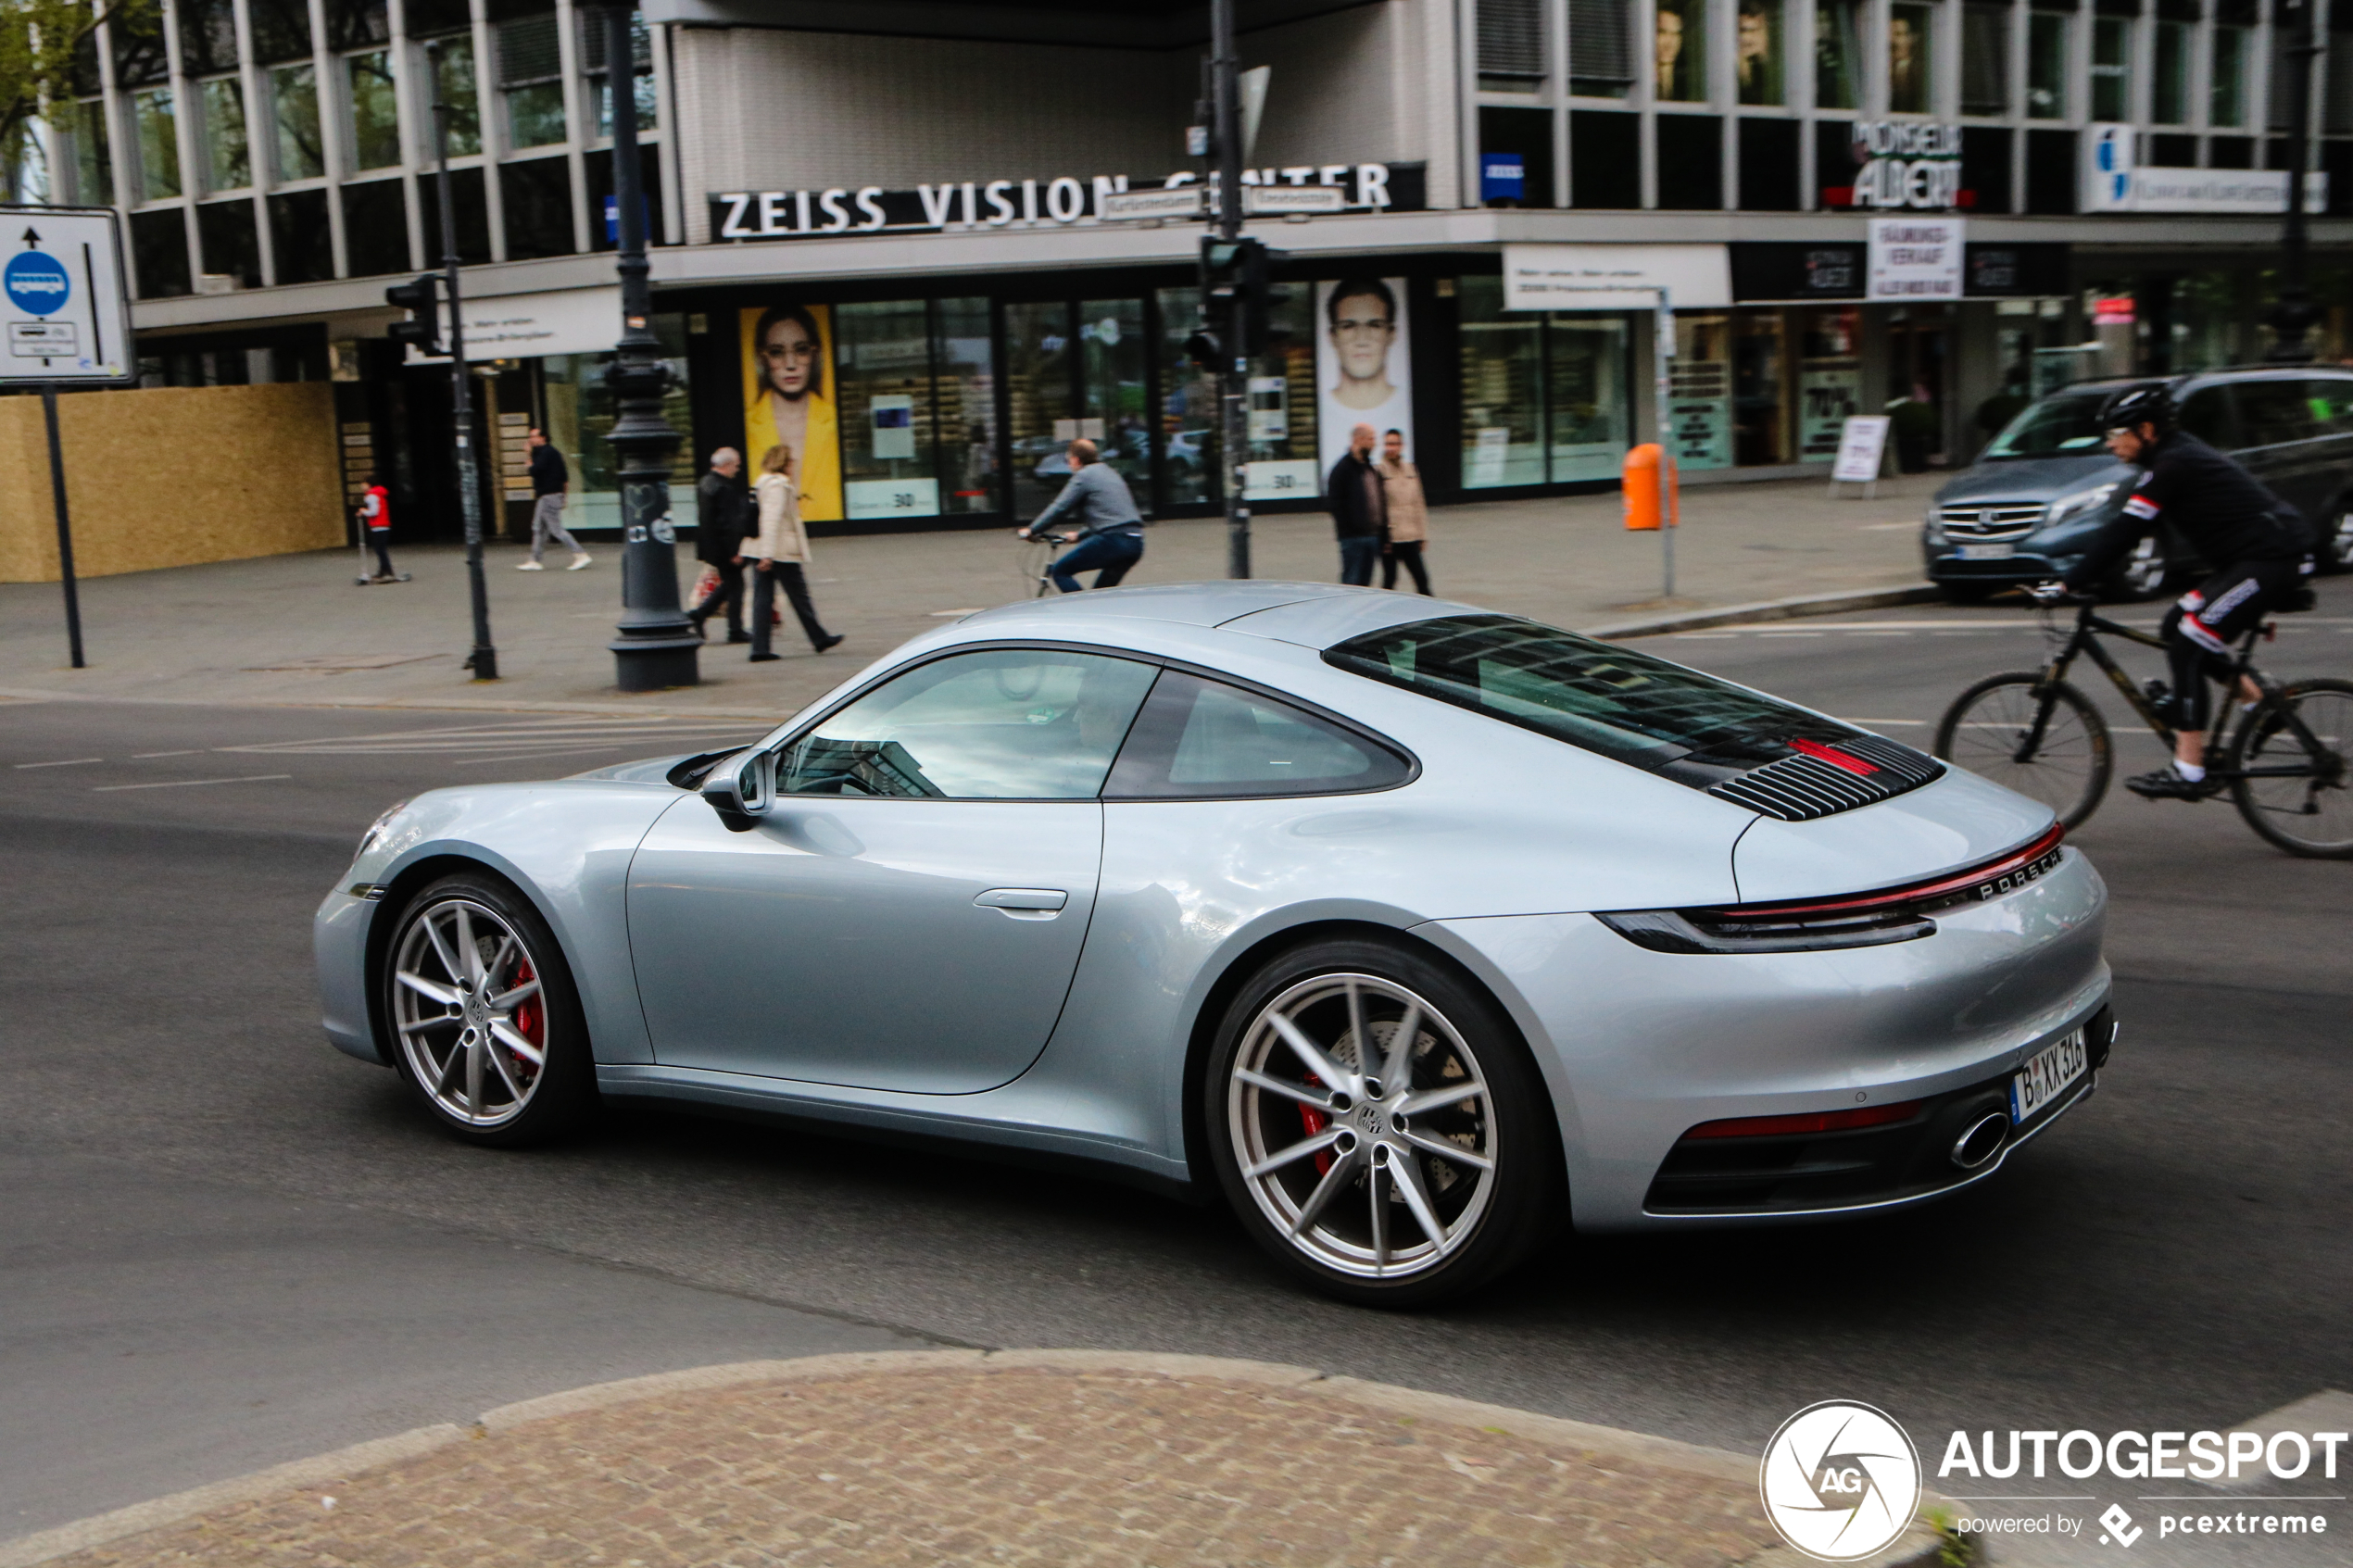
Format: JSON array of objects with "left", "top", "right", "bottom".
[{"left": 701, "top": 747, "right": 774, "bottom": 831}]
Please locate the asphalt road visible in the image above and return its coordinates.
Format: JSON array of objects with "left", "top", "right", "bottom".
[{"left": 4, "top": 586, "right": 2347, "bottom": 1562}]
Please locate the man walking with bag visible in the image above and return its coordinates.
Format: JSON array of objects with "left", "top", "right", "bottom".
[
  {"left": 520, "top": 427, "right": 592, "bottom": 571},
  {"left": 1326, "top": 421, "right": 1386, "bottom": 586},
  {"left": 688, "top": 446, "right": 753, "bottom": 642}
]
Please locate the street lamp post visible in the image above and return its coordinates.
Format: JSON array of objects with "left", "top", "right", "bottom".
[
  {"left": 1210, "top": 0, "right": 1251, "bottom": 580},
  {"left": 426, "top": 41, "right": 497, "bottom": 681},
  {"left": 601, "top": 4, "right": 699, "bottom": 691},
  {"left": 2264, "top": 0, "right": 2322, "bottom": 364}
]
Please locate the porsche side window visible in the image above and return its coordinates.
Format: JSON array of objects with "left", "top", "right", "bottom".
[
  {"left": 776, "top": 649, "right": 1157, "bottom": 799},
  {"left": 1103, "top": 671, "right": 1410, "bottom": 798}
]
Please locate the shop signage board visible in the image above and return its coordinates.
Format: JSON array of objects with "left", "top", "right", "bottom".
[
  {"left": 0, "top": 207, "right": 132, "bottom": 384},
  {"left": 709, "top": 163, "right": 1425, "bottom": 241},
  {"left": 1839, "top": 121, "right": 1962, "bottom": 209},
  {"left": 1866, "top": 218, "right": 1963, "bottom": 301},
  {"left": 1832, "top": 416, "right": 1891, "bottom": 483},
  {"left": 1500, "top": 245, "right": 1732, "bottom": 312},
  {"left": 2080, "top": 124, "right": 2327, "bottom": 213},
  {"left": 405, "top": 286, "right": 624, "bottom": 363}
]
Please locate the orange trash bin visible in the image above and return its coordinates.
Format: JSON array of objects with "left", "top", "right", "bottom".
[{"left": 1622, "top": 443, "right": 1679, "bottom": 531}]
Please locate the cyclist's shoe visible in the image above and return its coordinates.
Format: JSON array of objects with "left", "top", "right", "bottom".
[{"left": 2125, "top": 766, "right": 2224, "bottom": 802}]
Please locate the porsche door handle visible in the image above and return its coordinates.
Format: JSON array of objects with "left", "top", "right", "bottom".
[{"left": 975, "top": 887, "right": 1069, "bottom": 920}]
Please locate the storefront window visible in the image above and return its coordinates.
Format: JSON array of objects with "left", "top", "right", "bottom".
[
  {"left": 1157, "top": 287, "right": 1218, "bottom": 508},
  {"left": 934, "top": 298, "right": 999, "bottom": 516},
  {"left": 2089, "top": 17, "right": 2131, "bottom": 122},
  {"left": 1006, "top": 301, "right": 1073, "bottom": 521},
  {"left": 1815, "top": 0, "right": 1861, "bottom": 108},
  {"left": 544, "top": 314, "right": 694, "bottom": 533},
  {"left": 1245, "top": 285, "right": 1315, "bottom": 501},
  {"left": 1459, "top": 276, "right": 1543, "bottom": 488},
  {"left": 1655, "top": 0, "right": 1707, "bottom": 101},
  {"left": 1547, "top": 318, "right": 1630, "bottom": 481},
  {"left": 1796, "top": 307, "right": 1861, "bottom": 462},
  {"left": 836, "top": 300, "right": 937, "bottom": 522},
  {"left": 2026, "top": 12, "right": 2068, "bottom": 119},
  {"left": 1888, "top": 3, "right": 1932, "bottom": 114},
  {"left": 1731, "top": 312, "right": 1788, "bottom": 465},
  {"left": 1736, "top": 0, "right": 1783, "bottom": 105},
  {"left": 1669, "top": 315, "right": 1733, "bottom": 470},
  {"left": 1080, "top": 299, "right": 1149, "bottom": 512}
]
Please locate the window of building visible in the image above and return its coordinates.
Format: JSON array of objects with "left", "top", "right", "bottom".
[
  {"left": 1670, "top": 314, "right": 1732, "bottom": 470},
  {"left": 498, "top": 14, "right": 567, "bottom": 148},
  {"left": 419, "top": 163, "right": 491, "bottom": 262},
  {"left": 936, "top": 298, "right": 999, "bottom": 517},
  {"left": 1797, "top": 307, "right": 1862, "bottom": 460},
  {"left": 1888, "top": 3, "right": 1933, "bottom": 114},
  {"left": 269, "top": 188, "right": 334, "bottom": 282},
  {"left": 1569, "top": 0, "right": 1637, "bottom": 95},
  {"left": 69, "top": 99, "right": 112, "bottom": 205},
  {"left": 133, "top": 88, "right": 179, "bottom": 200},
  {"left": 1655, "top": 0, "right": 1708, "bottom": 100},
  {"left": 1731, "top": 311, "right": 1788, "bottom": 464},
  {"left": 199, "top": 79, "right": 250, "bottom": 191},
  {"left": 112, "top": 9, "right": 170, "bottom": 88},
  {"left": 2027, "top": 11, "right": 2069, "bottom": 119},
  {"left": 1961, "top": 4, "right": 2009, "bottom": 115},
  {"left": 1738, "top": 116, "right": 1801, "bottom": 207},
  {"left": 1815, "top": 0, "right": 1862, "bottom": 108},
  {"left": 585, "top": 144, "right": 664, "bottom": 248},
  {"left": 130, "top": 207, "right": 190, "bottom": 296},
  {"left": 271, "top": 65, "right": 324, "bottom": 180},
  {"left": 421, "top": 36, "right": 483, "bottom": 157},
  {"left": 2151, "top": 19, "right": 2190, "bottom": 123},
  {"left": 177, "top": 0, "right": 238, "bottom": 75},
  {"left": 1157, "top": 287, "right": 1216, "bottom": 508},
  {"left": 1481, "top": 105, "right": 1555, "bottom": 205},
  {"left": 543, "top": 316, "right": 694, "bottom": 533},
  {"left": 197, "top": 198, "right": 261, "bottom": 286},
  {"left": 584, "top": 11, "right": 657, "bottom": 134},
  {"left": 1548, "top": 317, "right": 1631, "bottom": 479},
  {"left": 326, "top": 0, "right": 391, "bottom": 50},
  {"left": 2089, "top": 17, "right": 2132, "bottom": 121},
  {"left": 1656, "top": 114, "right": 1722, "bottom": 207},
  {"left": 249, "top": 0, "right": 313, "bottom": 64},
  {"left": 1570, "top": 107, "right": 1642, "bottom": 204},
  {"left": 1458, "top": 277, "right": 1633, "bottom": 487},
  {"left": 836, "top": 300, "right": 941, "bottom": 521},
  {"left": 1736, "top": 0, "right": 1784, "bottom": 104},
  {"left": 498, "top": 156, "right": 575, "bottom": 258},
  {"left": 341, "top": 176, "right": 410, "bottom": 274},
  {"left": 1080, "top": 298, "right": 1150, "bottom": 512},
  {"left": 346, "top": 50, "right": 402, "bottom": 169},
  {"left": 1478, "top": 0, "right": 1548, "bottom": 92},
  {"left": 2210, "top": 25, "right": 2248, "bottom": 127}
]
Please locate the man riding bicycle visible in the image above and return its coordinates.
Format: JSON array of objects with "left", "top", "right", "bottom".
[
  {"left": 2042, "top": 384, "right": 2315, "bottom": 802},
  {"left": 1015, "top": 438, "right": 1146, "bottom": 592}
]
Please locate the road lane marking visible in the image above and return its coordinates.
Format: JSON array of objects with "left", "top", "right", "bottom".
[
  {"left": 14, "top": 758, "right": 104, "bottom": 769},
  {"left": 132, "top": 749, "right": 206, "bottom": 758},
  {"left": 92, "top": 774, "right": 294, "bottom": 792}
]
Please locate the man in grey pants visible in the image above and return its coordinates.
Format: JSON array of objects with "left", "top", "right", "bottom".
[{"left": 520, "top": 428, "right": 592, "bottom": 571}]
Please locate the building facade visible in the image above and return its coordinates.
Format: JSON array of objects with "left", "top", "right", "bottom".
[{"left": 12, "top": 0, "right": 2350, "bottom": 541}]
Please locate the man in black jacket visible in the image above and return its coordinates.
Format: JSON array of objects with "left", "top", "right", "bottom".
[
  {"left": 1326, "top": 421, "right": 1387, "bottom": 586},
  {"left": 2051, "top": 384, "right": 2313, "bottom": 799},
  {"left": 521, "top": 429, "right": 591, "bottom": 571},
  {"left": 688, "top": 447, "right": 753, "bottom": 642}
]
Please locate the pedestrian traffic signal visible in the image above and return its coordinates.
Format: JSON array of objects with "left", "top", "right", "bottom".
[
  {"left": 385, "top": 274, "right": 444, "bottom": 357},
  {"left": 1199, "top": 235, "right": 1284, "bottom": 358},
  {"left": 1182, "top": 327, "right": 1222, "bottom": 370}
]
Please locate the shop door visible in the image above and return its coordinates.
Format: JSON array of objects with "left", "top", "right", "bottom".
[
  {"left": 1003, "top": 297, "right": 1150, "bottom": 522},
  {"left": 1887, "top": 311, "right": 1950, "bottom": 469}
]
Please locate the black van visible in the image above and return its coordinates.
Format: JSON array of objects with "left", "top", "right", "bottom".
[{"left": 1923, "top": 368, "right": 2353, "bottom": 599}]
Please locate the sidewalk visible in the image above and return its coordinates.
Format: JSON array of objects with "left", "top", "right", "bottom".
[
  {"left": 0, "top": 475, "right": 1943, "bottom": 721},
  {"left": 4, "top": 1350, "right": 1950, "bottom": 1568}
]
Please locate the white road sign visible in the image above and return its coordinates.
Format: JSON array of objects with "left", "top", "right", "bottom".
[{"left": 0, "top": 206, "right": 132, "bottom": 383}]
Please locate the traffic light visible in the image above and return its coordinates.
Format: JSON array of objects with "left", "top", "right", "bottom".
[
  {"left": 1200, "top": 235, "right": 1284, "bottom": 358},
  {"left": 385, "top": 274, "right": 444, "bottom": 357}
]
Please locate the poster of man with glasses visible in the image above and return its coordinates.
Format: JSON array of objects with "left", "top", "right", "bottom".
[{"left": 1315, "top": 278, "right": 1415, "bottom": 478}]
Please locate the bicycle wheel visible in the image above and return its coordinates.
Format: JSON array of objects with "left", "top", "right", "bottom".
[
  {"left": 1934, "top": 673, "right": 2113, "bottom": 830},
  {"left": 2226, "top": 678, "right": 2353, "bottom": 859}
]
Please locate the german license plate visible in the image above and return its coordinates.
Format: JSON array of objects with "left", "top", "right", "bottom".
[
  {"left": 1957, "top": 543, "right": 2015, "bottom": 560},
  {"left": 2010, "top": 1029, "right": 2087, "bottom": 1123}
]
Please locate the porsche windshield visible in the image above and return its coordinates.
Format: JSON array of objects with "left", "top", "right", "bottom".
[{"left": 1323, "top": 614, "right": 1856, "bottom": 771}]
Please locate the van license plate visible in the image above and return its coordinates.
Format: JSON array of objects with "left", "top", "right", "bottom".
[
  {"left": 1957, "top": 544, "right": 2015, "bottom": 560},
  {"left": 2010, "top": 1029, "right": 2087, "bottom": 1123}
]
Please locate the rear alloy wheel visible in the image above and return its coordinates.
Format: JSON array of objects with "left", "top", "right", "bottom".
[
  {"left": 386, "top": 874, "right": 595, "bottom": 1146},
  {"left": 1206, "top": 939, "right": 1559, "bottom": 1307}
]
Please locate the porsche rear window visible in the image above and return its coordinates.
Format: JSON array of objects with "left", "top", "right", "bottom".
[{"left": 1322, "top": 614, "right": 1857, "bottom": 773}]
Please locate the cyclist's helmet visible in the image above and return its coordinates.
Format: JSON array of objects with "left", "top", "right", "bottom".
[{"left": 2099, "top": 383, "right": 2174, "bottom": 435}]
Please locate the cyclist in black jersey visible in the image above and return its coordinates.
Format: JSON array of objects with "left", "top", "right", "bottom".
[{"left": 2041, "top": 384, "right": 2315, "bottom": 801}]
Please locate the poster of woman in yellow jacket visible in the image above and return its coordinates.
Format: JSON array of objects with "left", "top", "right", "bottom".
[{"left": 740, "top": 304, "right": 842, "bottom": 523}]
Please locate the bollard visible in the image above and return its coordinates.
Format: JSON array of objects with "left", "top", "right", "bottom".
[{"left": 1622, "top": 443, "right": 1679, "bottom": 531}]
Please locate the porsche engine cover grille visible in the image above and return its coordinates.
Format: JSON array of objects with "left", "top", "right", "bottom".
[{"left": 1706, "top": 735, "right": 1944, "bottom": 822}]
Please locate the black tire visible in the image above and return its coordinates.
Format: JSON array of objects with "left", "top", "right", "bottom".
[
  {"left": 1202, "top": 936, "right": 1562, "bottom": 1309},
  {"left": 2226, "top": 678, "right": 2353, "bottom": 859},
  {"left": 384, "top": 872, "right": 598, "bottom": 1147},
  {"left": 1934, "top": 673, "right": 2113, "bottom": 830}
]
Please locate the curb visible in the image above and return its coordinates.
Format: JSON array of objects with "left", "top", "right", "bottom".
[
  {"left": 0, "top": 1348, "right": 1957, "bottom": 1568},
  {"left": 1583, "top": 584, "right": 1944, "bottom": 640}
]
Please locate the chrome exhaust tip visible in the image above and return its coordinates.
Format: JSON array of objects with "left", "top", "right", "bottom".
[{"left": 1951, "top": 1111, "right": 2009, "bottom": 1170}]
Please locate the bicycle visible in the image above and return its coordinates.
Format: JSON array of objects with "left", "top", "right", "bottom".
[
  {"left": 1932, "top": 593, "right": 2353, "bottom": 857},
  {"left": 1013, "top": 527, "right": 1056, "bottom": 598}
]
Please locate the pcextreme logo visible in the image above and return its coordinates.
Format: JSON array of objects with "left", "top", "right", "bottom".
[{"left": 1759, "top": 1400, "right": 1924, "bottom": 1562}]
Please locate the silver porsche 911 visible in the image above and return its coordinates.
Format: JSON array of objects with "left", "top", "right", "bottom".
[{"left": 316, "top": 583, "right": 2112, "bottom": 1306}]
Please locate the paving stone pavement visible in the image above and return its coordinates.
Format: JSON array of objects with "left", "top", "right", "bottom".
[{"left": 22, "top": 1355, "right": 1843, "bottom": 1568}]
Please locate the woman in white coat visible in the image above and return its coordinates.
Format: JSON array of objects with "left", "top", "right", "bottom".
[{"left": 744, "top": 443, "right": 844, "bottom": 661}]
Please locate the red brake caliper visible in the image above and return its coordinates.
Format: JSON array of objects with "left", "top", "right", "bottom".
[
  {"left": 1297, "top": 1074, "right": 1333, "bottom": 1175},
  {"left": 510, "top": 956, "right": 544, "bottom": 1072}
]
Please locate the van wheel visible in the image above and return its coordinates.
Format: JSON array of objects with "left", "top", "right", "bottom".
[{"left": 2328, "top": 504, "right": 2353, "bottom": 573}]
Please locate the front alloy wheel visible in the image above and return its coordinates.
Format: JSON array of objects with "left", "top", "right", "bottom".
[
  {"left": 387, "top": 875, "right": 591, "bottom": 1144},
  {"left": 1208, "top": 941, "right": 1558, "bottom": 1306}
]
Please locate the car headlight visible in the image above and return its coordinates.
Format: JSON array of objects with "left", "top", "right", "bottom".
[
  {"left": 1923, "top": 508, "right": 1944, "bottom": 544},
  {"left": 358, "top": 798, "right": 410, "bottom": 859},
  {"left": 2044, "top": 482, "right": 2119, "bottom": 529}
]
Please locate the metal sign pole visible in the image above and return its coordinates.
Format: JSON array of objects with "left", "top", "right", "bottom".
[
  {"left": 428, "top": 42, "right": 498, "bottom": 681},
  {"left": 1655, "top": 286, "right": 1675, "bottom": 601},
  {"left": 1211, "top": 0, "right": 1251, "bottom": 580},
  {"left": 40, "top": 383, "right": 85, "bottom": 668}
]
